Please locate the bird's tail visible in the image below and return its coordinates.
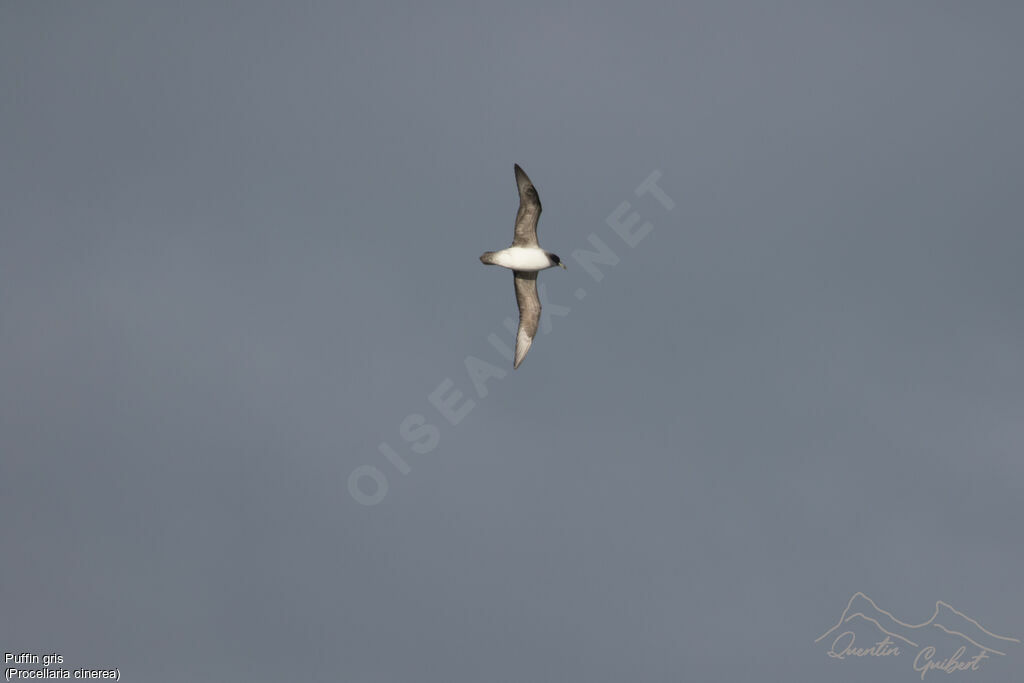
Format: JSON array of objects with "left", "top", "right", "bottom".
[{"left": 479, "top": 252, "right": 498, "bottom": 265}]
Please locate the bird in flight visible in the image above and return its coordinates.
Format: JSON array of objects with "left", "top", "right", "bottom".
[{"left": 480, "top": 164, "right": 566, "bottom": 369}]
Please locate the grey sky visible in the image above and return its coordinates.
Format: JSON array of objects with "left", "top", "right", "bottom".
[{"left": 2, "top": 2, "right": 1022, "bottom": 682}]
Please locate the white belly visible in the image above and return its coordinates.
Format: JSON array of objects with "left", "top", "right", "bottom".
[{"left": 490, "top": 247, "right": 551, "bottom": 271}]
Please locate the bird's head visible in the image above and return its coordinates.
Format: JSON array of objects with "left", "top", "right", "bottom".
[{"left": 548, "top": 252, "right": 567, "bottom": 269}]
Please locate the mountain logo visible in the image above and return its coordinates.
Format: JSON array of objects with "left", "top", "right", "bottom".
[{"left": 816, "top": 592, "right": 1019, "bottom": 678}]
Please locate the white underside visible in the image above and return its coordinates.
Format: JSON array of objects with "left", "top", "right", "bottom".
[{"left": 488, "top": 247, "right": 552, "bottom": 271}]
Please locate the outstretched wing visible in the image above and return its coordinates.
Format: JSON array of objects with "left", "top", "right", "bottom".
[
  {"left": 512, "top": 164, "right": 542, "bottom": 247},
  {"left": 512, "top": 271, "right": 540, "bottom": 369}
]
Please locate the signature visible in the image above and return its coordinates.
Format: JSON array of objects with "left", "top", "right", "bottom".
[{"left": 816, "top": 592, "right": 1018, "bottom": 679}]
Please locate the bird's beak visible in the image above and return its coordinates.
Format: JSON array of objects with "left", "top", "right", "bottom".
[{"left": 559, "top": 262, "right": 567, "bottom": 270}]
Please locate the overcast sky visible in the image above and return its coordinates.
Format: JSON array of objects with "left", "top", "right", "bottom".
[{"left": 2, "top": 2, "right": 1022, "bottom": 682}]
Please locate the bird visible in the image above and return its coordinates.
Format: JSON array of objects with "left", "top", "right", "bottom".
[{"left": 480, "top": 164, "right": 566, "bottom": 369}]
